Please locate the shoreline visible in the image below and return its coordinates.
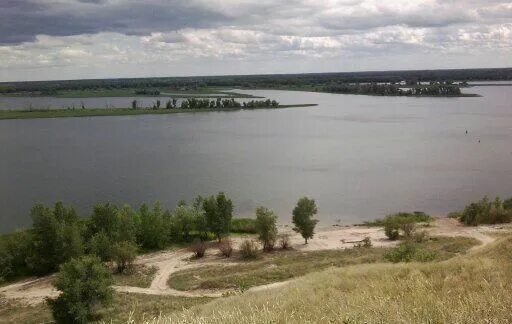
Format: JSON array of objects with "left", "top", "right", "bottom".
[{"left": 0, "top": 104, "right": 318, "bottom": 120}]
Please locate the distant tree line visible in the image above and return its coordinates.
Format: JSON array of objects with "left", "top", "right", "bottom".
[
  {"left": 323, "top": 83, "right": 462, "bottom": 96},
  {"left": 134, "top": 89, "right": 161, "bottom": 95},
  {"left": 2, "top": 68, "right": 511, "bottom": 94}
]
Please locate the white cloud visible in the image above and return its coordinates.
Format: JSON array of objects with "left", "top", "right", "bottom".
[{"left": 0, "top": 0, "right": 511, "bottom": 81}]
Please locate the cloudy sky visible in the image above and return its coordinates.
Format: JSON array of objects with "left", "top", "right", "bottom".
[{"left": 1, "top": 0, "right": 511, "bottom": 81}]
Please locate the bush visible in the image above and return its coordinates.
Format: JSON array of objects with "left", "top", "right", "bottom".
[
  {"left": 255, "top": 207, "right": 278, "bottom": 251},
  {"left": 189, "top": 239, "right": 207, "bottom": 258},
  {"left": 239, "top": 240, "right": 259, "bottom": 259},
  {"left": 218, "top": 238, "right": 233, "bottom": 258},
  {"left": 278, "top": 234, "right": 291, "bottom": 250},
  {"left": 365, "top": 212, "right": 433, "bottom": 227},
  {"left": 230, "top": 218, "right": 257, "bottom": 234},
  {"left": 111, "top": 241, "right": 138, "bottom": 273},
  {"left": 46, "top": 256, "right": 113, "bottom": 324},
  {"left": 384, "top": 242, "right": 437, "bottom": 263},
  {"left": 412, "top": 230, "right": 429, "bottom": 243},
  {"left": 354, "top": 237, "right": 372, "bottom": 248},
  {"left": 459, "top": 196, "right": 512, "bottom": 226},
  {"left": 384, "top": 222, "right": 400, "bottom": 240},
  {"left": 401, "top": 222, "right": 416, "bottom": 238}
]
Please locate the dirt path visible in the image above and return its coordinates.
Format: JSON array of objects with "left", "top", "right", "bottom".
[{"left": 0, "top": 218, "right": 503, "bottom": 305}]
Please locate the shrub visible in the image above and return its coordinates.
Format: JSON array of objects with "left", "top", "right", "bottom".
[
  {"left": 46, "top": 256, "right": 113, "bottom": 324},
  {"left": 354, "top": 237, "right": 372, "bottom": 248},
  {"left": 278, "top": 234, "right": 291, "bottom": 250},
  {"left": 111, "top": 241, "right": 138, "bottom": 273},
  {"left": 384, "top": 222, "right": 400, "bottom": 240},
  {"left": 218, "top": 238, "right": 233, "bottom": 258},
  {"left": 412, "top": 230, "right": 429, "bottom": 243},
  {"left": 384, "top": 242, "right": 437, "bottom": 263},
  {"left": 365, "top": 211, "right": 432, "bottom": 226},
  {"left": 230, "top": 218, "right": 257, "bottom": 234},
  {"left": 255, "top": 207, "right": 278, "bottom": 251},
  {"left": 401, "top": 222, "right": 416, "bottom": 238},
  {"left": 239, "top": 240, "right": 259, "bottom": 259},
  {"left": 189, "top": 238, "right": 207, "bottom": 258},
  {"left": 504, "top": 197, "right": 512, "bottom": 211},
  {"left": 459, "top": 196, "right": 512, "bottom": 226}
]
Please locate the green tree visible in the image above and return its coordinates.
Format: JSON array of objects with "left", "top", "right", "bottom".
[
  {"left": 88, "top": 203, "right": 119, "bottom": 239},
  {"left": 88, "top": 231, "right": 112, "bottom": 262},
  {"left": 116, "top": 205, "right": 140, "bottom": 243},
  {"left": 171, "top": 205, "right": 197, "bottom": 241},
  {"left": 202, "top": 192, "right": 233, "bottom": 242},
  {"left": 29, "top": 202, "right": 83, "bottom": 275},
  {"left": 47, "top": 256, "right": 113, "bottom": 324},
  {"left": 138, "top": 202, "right": 167, "bottom": 250},
  {"left": 255, "top": 207, "right": 278, "bottom": 251},
  {"left": 292, "top": 197, "right": 318, "bottom": 244},
  {"left": 111, "top": 241, "right": 138, "bottom": 273}
]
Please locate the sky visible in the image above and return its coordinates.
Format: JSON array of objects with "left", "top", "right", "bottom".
[{"left": 0, "top": 0, "right": 511, "bottom": 82}]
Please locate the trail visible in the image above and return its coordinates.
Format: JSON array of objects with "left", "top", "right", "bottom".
[{"left": 0, "top": 219, "right": 503, "bottom": 305}]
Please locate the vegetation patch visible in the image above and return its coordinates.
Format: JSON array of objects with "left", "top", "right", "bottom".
[
  {"left": 230, "top": 218, "right": 257, "bottom": 234},
  {"left": 112, "top": 265, "right": 157, "bottom": 288},
  {"left": 451, "top": 195, "right": 512, "bottom": 226},
  {"left": 167, "top": 236, "right": 477, "bottom": 292},
  {"left": 363, "top": 211, "right": 433, "bottom": 227}
]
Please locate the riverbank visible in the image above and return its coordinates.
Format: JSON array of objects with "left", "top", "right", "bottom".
[{"left": 0, "top": 104, "right": 317, "bottom": 120}]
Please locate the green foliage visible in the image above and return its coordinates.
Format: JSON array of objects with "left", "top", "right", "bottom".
[
  {"left": 170, "top": 205, "right": 198, "bottom": 241},
  {"left": 138, "top": 202, "right": 168, "bottom": 250},
  {"left": 0, "top": 231, "right": 33, "bottom": 282},
  {"left": 255, "top": 207, "right": 278, "bottom": 251},
  {"left": 111, "top": 241, "right": 138, "bottom": 273},
  {"left": 365, "top": 212, "right": 433, "bottom": 227},
  {"left": 239, "top": 240, "right": 259, "bottom": 259},
  {"left": 202, "top": 192, "right": 233, "bottom": 242},
  {"left": 29, "top": 202, "right": 84, "bottom": 275},
  {"left": 504, "top": 197, "right": 512, "bottom": 211},
  {"left": 88, "top": 231, "right": 113, "bottom": 262},
  {"left": 459, "top": 196, "right": 512, "bottom": 226},
  {"left": 230, "top": 218, "right": 257, "bottom": 234},
  {"left": 384, "top": 242, "right": 437, "bottom": 263},
  {"left": 292, "top": 197, "right": 319, "bottom": 244},
  {"left": 46, "top": 256, "right": 113, "bottom": 324}
]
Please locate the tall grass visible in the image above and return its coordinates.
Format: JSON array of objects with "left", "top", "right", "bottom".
[{"left": 144, "top": 235, "right": 512, "bottom": 324}]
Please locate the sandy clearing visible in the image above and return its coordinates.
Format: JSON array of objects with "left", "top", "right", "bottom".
[{"left": 0, "top": 218, "right": 504, "bottom": 305}]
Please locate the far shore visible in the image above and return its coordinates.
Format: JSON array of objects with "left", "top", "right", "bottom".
[{"left": 0, "top": 104, "right": 318, "bottom": 120}]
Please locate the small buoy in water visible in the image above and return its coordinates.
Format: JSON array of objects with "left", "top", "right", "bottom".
[
  {"left": 478, "top": 139, "right": 481, "bottom": 143},
  {"left": 465, "top": 130, "right": 468, "bottom": 134}
]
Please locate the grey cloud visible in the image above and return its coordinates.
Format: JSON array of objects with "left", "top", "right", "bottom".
[{"left": 0, "top": 0, "right": 231, "bottom": 44}]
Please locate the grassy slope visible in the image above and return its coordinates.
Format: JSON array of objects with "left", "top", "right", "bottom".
[
  {"left": 157, "top": 235, "right": 512, "bottom": 324},
  {"left": 0, "top": 293, "right": 211, "bottom": 324},
  {"left": 167, "top": 237, "right": 476, "bottom": 291},
  {"left": 0, "top": 104, "right": 317, "bottom": 120}
]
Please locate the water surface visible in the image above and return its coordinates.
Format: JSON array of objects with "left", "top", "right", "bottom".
[{"left": 1, "top": 86, "right": 511, "bottom": 232}]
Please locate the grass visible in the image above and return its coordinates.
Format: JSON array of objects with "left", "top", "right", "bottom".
[
  {"left": 363, "top": 211, "right": 434, "bottom": 227},
  {"left": 144, "top": 235, "right": 512, "bottom": 324},
  {"left": 0, "top": 292, "right": 211, "bottom": 324},
  {"left": 0, "top": 104, "right": 317, "bottom": 120},
  {"left": 167, "top": 236, "right": 476, "bottom": 292},
  {"left": 112, "top": 265, "right": 158, "bottom": 288},
  {"left": 230, "top": 218, "right": 257, "bottom": 234}
]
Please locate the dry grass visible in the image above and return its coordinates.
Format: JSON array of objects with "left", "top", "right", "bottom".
[
  {"left": 168, "top": 236, "right": 476, "bottom": 292},
  {"left": 0, "top": 292, "right": 211, "bottom": 324},
  {"left": 143, "top": 236, "right": 512, "bottom": 324},
  {"left": 112, "top": 265, "right": 158, "bottom": 288}
]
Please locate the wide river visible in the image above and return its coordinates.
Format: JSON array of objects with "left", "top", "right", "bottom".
[{"left": 1, "top": 86, "right": 511, "bottom": 233}]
